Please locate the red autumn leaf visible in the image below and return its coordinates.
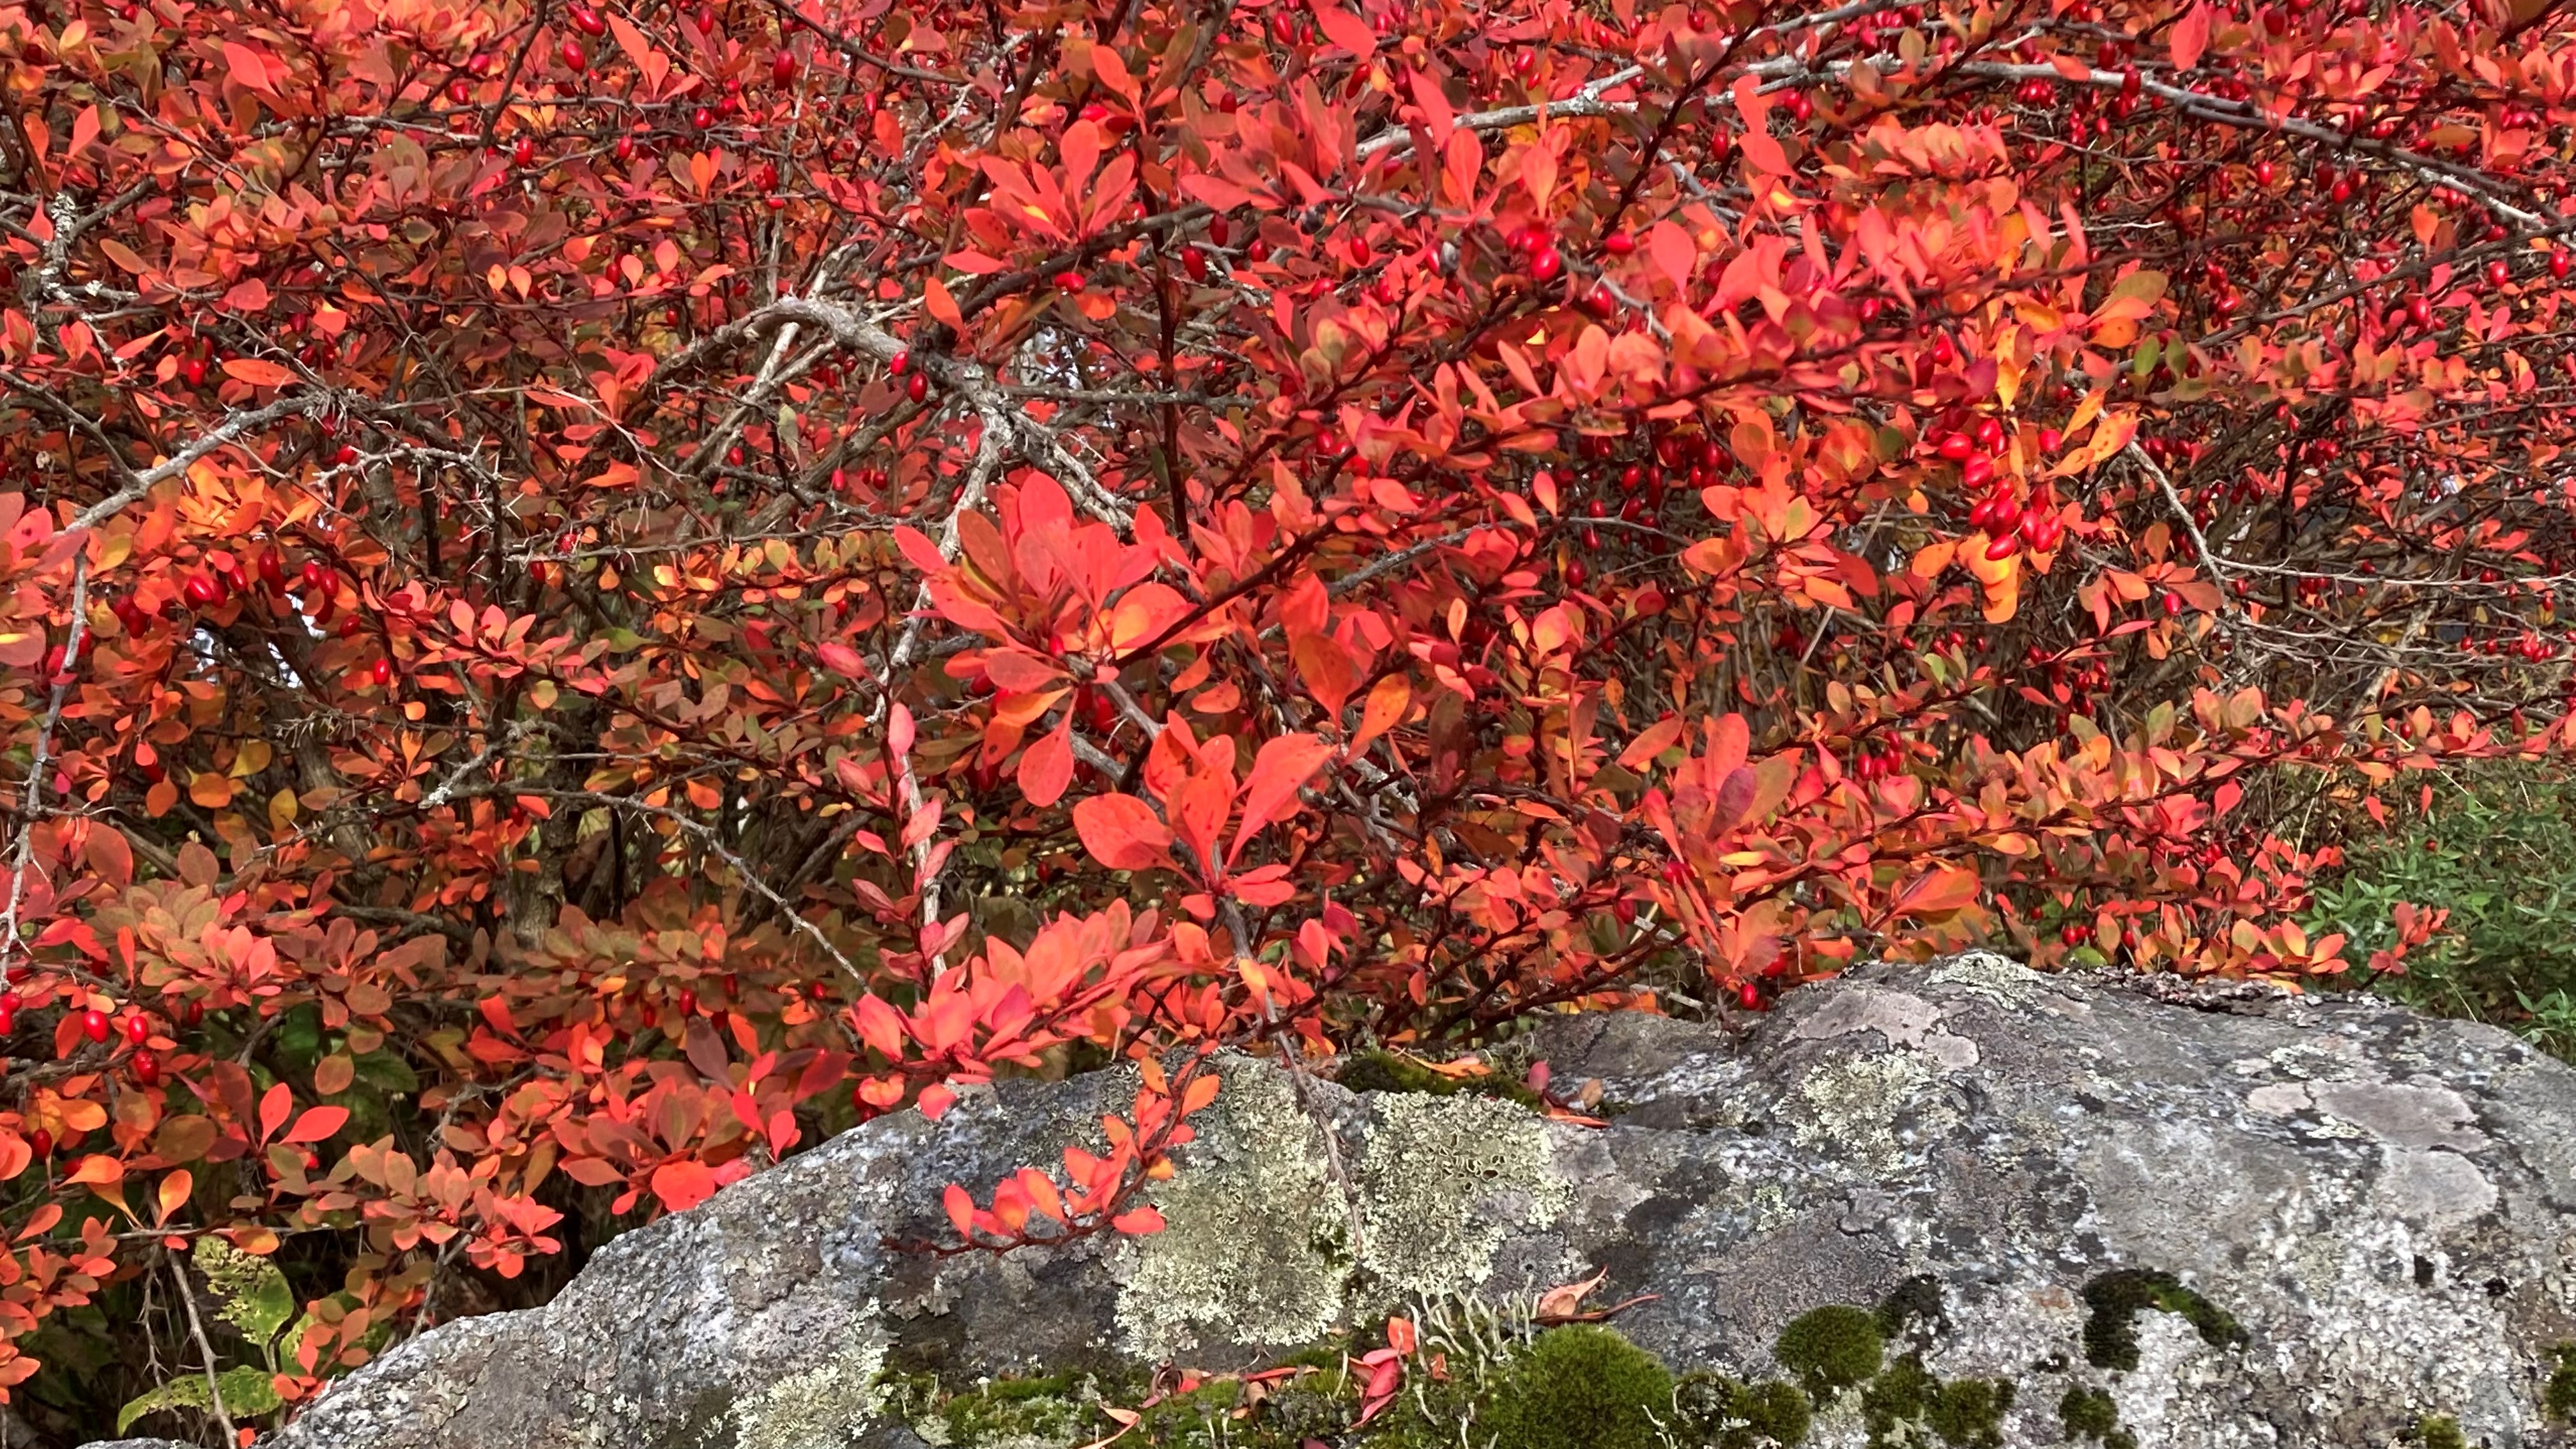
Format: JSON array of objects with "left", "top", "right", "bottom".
[
  {"left": 1229, "top": 734, "right": 1335, "bottom": 866},
  {"left": 257, "top": 1083, "right": 292, "bottom": 1144},
  {"left": 284, "top": 1107, "right": 349, "bottom": 1144},
  {"left": 1074, "top": 793, "right": 1176, "bottom": 871},
  {"left": 1017, "top": 720, "right": 1075, "bottom": 808},
  {"left": 1108, "top": 1206, "right": 1166, "bottom": 1236},
  {"left": 648, "top": 1159, "right": 720, "bottom": 1214}
]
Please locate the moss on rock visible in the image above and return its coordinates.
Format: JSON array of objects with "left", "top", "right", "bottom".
[
  {"left": 1336, "top": 1049, "right": 1546, "bottom": 1110},
  {"left": 2416, "top": 1414, "right": 2467, "bottom": 1449},
  {"left": 1775, "top": 1305, "right": 1886, "bottom": 1401},
  {"left": 933, "top": 1373, "right": 1098, "bottom": 1447},
  {"left": 1675, "top": 1370, "right": 1811, "bottom": 1448},
  {"left": 1475, "top": 1325, "right": 1675, "bottom": 1449},
  {"left": 2058, "top": 1386, "right": 2136, "bottom": 1449},
  {"left": 2078, "top": 1269, "right": 2245, "bottom": 1371},
  {"left": 2548, "top": 1342, "right": 2576, "bottom": 1422},
  {"left": 1857, "top": 1354, "right": 2013, "bottom": 1449}
]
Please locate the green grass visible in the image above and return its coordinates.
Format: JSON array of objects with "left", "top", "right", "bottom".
[{"left": 2305, "top": 761, "right": 2576, "bottom": 1059}]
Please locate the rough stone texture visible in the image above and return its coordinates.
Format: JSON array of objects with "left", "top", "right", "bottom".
[{"left": 115, "top": 955, "right": 2576, "bottom": 1448}]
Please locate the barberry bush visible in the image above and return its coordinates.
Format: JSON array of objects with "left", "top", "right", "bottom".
[{"left": 0, "top": 0, "right": 2566, "bottom": 1434}]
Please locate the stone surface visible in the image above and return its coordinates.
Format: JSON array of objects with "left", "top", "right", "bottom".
[{"left": 116, "top": 955, "right": 2576, "bottom": 1448}]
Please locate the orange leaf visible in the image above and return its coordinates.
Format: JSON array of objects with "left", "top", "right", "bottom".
[
  {"left": 1349, "top": 675, "right": 1411, "bottom": 758},
  {"left": 220, "top": 358, "right": 298, "bottom": 388},
  {"left": 155, "top": 1169, "right": 193, "bottom": 1226},
  {"left": 284, "top": 1106, "right": 348, "bottom": 1144},
  {"left": 2170, "top": 3, "right": 2211, "bottom": 70},
  {"left": 1108, "top": 1206, "right": 1166, "bottom": 1234},
  {"left": 855, "top": 995, "right": 907, "bottom": 1059},
  {"left": 64, "top": 1154, "right": 123, "bottom": 1187},
  {"left": 1890, "top": 863, "right": 1981, "bottom": 919},
  {"left": 1074, "top": 793, "right": 1176, "bottom": 871},
  {"left": 1314, "top": 3, "right": 1377, "bottom": 58},
  {"left": 1018, "top": 720, "right": 1075, "bottom": 809},
  {"left": 648, "top": 1159, "right": 719, "bottom": 1213},
  {"left": 924, "top": 275, "right": 965, "bottom": 332},
  {"left": 1229, "top": 733, "right": 1334, "bottom": 865}
]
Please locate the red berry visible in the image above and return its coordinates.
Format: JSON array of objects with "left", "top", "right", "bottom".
[
  {"left": 183, "top": 571, "right": 225, "bottom": 608},
  {"left": 512, "top": 135, "right": 537, "bottom": 167},
  {"left": 1182, "top": 245, "right": 1209, "bottom": 280},
  {"left": 1602, "top": 231, "right": 1634, "bottom": 256},
  {"left": 27, "top": 1130, "right": 49, "bottom": 1160},
  {"left": 1528, "top": 247, "right": 1563, "bottom": 282},
  {"left": 693, "top": 106, "right": 716, "bottom": 130},
  {"left": 569, "top": 3, "right": 606, "bottom": 35},
  {"left": 558, "top": 39, "right": 586, "bottom": 72},
  {"left": 889, "top": 349, "right": 910, "bottom": 376},
  {"left": 80, "top": 1009, "right": 109, "bottom": 1043},
  {"left": 371, "top": 656, "right": 394, "bottom": 687},
  {"left": 1984, "top": 535, "right": 2020, "bottom": 561},
  {"left": 772, "top": 51, "right": 798, "bottom": 86},
  {"left": 132, "top": 1048, "right": 160, "bottom": 1086},
  {"left": 615, "top": 135, "right": 638, "bottom": 162},
  {"left": 125, "top": 1015, "right": 149, "bottom": 1045},
  {"left": 907, "top": 372, "right": 929, "bottom": 403}
]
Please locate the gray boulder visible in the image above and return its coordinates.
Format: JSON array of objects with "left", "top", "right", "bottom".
[{"left": 107, "top": 955, "right": 2576, "bottom": 1448}]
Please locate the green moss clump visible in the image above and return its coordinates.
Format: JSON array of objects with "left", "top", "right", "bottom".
[
  {"left": 2058, "top": 1386, "right": 2136, "bottom": 1449},
  {"left": 1858, "top": 1354, "right": 2013, "bottom": 1449},
  {"left": 1476, "top": 1325, "right": 1675, "bottom": 1449},
  {"left": 936, "top": 1372, "right": 1100, "bottom": 1446},
  {"left": 2549, "top": 1342, "right": 2576, "bottom": 1422},
  {"left": 1675, "top": 1370, "right": 1812, "bottom": 1448},
  {"left": 2416, "top": 1414, "right": 2467, "bottom": 1449},
  {"left": 1923, "top": 1373, "right": 2014, "bottom": 1447},
  {"left": 1335, "top": 1048, "right": 1545, "bottom": 1110},
  {"left": 1133, "top": 1380, "right": 1252, "bottom": 1443},
  {"left": 1776, "top": 1305, "right": 1886, "bottom": 1400},
  {"left": 2078, "top": 1269, "right": 2246, "bottom": 1371}
]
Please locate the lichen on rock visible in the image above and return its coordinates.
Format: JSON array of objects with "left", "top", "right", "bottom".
[
  {"left": 216, "top": 958, "right": 2576, "bottom": 1449},
  {"left": 1356, "top": 1091, "right": 1568, "bottom": 1301},
  {"left": 1112, "top": 1061, "right": 1352, "bottom": 1362}
]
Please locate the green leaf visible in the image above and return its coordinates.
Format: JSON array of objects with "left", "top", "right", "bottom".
[
  {"left": 195, "top": 1238, "right": 295, "bottom": 1346},
  {"left": 118, "top": 1365, "right": 282, "bottom": 1434},
  {"left": 353, "top": 1049, "right": 421, "bottom": 1094}
]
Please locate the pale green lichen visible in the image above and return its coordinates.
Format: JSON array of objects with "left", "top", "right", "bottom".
[
  {"left": 1356, "top": 1091, "right": 1569, "bottom": 1301},
  {"left": 1114, "top": 1063, "right": 1353, "bottom": 1361},
  {"left": 1786, "top": 1050, "right": 1948, "bottom": 1177},
  {"left": 730, "top": 1322, "right": 892, "bottom": 1449},
  {"left": 1925, "top": 951, "right": 2048, "bottom": 1010}
]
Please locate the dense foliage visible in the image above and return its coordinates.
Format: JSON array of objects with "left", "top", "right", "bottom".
[
  {"left": 2311, "top": 762, "right": 2576, "bottom": 1057},
  {"left": 0, "top": 0, "right": 2570, "bottom": 1434}
]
